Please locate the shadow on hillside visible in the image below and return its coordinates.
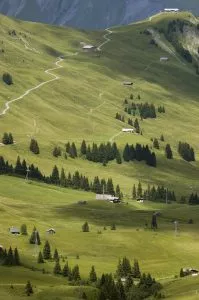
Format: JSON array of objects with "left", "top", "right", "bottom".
[{"left": 54, "top": 200, "right": 154, "bottom": 228}]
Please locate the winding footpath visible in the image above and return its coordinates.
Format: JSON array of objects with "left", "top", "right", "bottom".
[
  {"left": 0, "top": 57, "right": 64, "bottom": 116},
  {"left": 0, "top": 27, "right": 112, "bottom": 118}
]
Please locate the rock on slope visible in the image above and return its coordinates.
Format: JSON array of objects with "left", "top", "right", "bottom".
[{"left": 0, "top": 0, "right": 198, "bottom": 29}]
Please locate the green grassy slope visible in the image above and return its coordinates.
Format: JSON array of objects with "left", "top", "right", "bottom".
[
  {"left": 0, "top": 12, "right": 198, "bottom": 199},
  {"left": 0, "top": 12, "right": 199, "bottom": 298},
  {"left": 1, "top": 176, "right": 199, "bottom": 298}
]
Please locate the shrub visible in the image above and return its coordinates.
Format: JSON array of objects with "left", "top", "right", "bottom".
[{"left": 2, "top": 73, "right": 13, "bottom": 85}]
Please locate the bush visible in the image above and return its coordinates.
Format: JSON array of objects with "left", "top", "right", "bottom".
[{"left": 2, "top": 73, "right": 13, "bottom": 85}]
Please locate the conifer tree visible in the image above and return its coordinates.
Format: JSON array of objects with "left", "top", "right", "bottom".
[
  {"left": 5, "top": 247, "right": 14, "bottom": 266},
  {"left": 81, "top": 140, "right": 87, "bottom": 155},
  {"left": 122, "top": 257, "right": 131, "bottom": 277},
  {"left": 132, "top": 259, "right": 141, "bottom": 278},
  {"left": 65, "top": 142, "right": 71, "bottom": 153},
  {"left": 165, "top": 144, "right": 173, "bottom": 159},
  {"left": 72, "top": 264, "right": 81, "bottom": 281},
  {"left": 116, "top": 278, "right": 126, "bottom": 300},
  {"left": 25, "top": 281, "right": 33, "bottom": 296},
  {"left": 153, "top": 138, "right": 160, "bottom": 149},
  {"left": 37, "top": 251, "right": 44, "bottom": 264},
  {"left": 116, "top": 151, "right": 122, "bottom": 164},
  {"left": 30, "top": 138, "right": 40, "bottom": 154},
  {"left": 63, "top": 262, "right": 70, "bottom": 277},
  {"left": 89, "top": 266, "right": 97, "bottom": 282},
  {"left": 14, "top": 248, "right": 20, "bottom": 266},
  {"left": 53, "top": 249, "right": 59, "bottom": 261},
  {"left": 29, "top": 227, "right": 41, "bottom": 245},
  {"left": 82, "top": 222, "right": 89, "bottom": 232},
  {"left": 43, "top": 241, "right": 51, "bottom": 260},
  {"left": 20, "top": 224, "right": 28, "bottom": 235},
  {"left": 116, "top": 259, "right": 124, "bottom": 278},
  {"left": 124, "top": 274, "right": 134, "bottom": 293},
  {"left": 160, "top": 134, "right": 164, "bottom": 142},
  {"left": 60, "top": 168, "right": 66, "bottom": 187},
  {"left": 151, "top": 213, "right": 158, "bottom": 230},
  {"left": 2, "top": 132, "right": 9, "bottom": 145},
  {"left": 8, "top": 133, "right": 14, "bottom": 144},
  {"left": 180, "top": 268, "right": 184, "bottom": 277},
  {"left": 53, "top": 260, "right": 61, "bottom": 275},
  {"left": 51, "top": 165, "right": 60, "bottom": 185},
  {"left": 132, "top": 184, "right": 136, "bottom": 199},
  {"left": 115, "top": 185, "right": 121, "bottom": 199},
  {"left": 137, "top": 182, "right": 142, "bottom": 198}
]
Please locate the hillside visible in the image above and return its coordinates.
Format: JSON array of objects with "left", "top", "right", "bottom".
[
  {"left": 0, "top": 0, "right": 199, "bottom": 29},
  {"left": 0, "top": 11, "right": 199, "bottom": 299},
  {"left": 0, "top": 12, "right": 199, "bottom": 198}
]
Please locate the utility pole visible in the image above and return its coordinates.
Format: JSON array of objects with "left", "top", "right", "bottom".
[
  {"left": 174, "top": 221, "right": 178, "bottom": 236},
  {"left": 26, "top": 166, "right": 30, "bottom": 182},
  {"left": 166, "top": 187, "right": 168, "bottom": 204}
]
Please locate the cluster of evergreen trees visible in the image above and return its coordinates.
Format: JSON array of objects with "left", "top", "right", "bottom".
[
  {"left": 132, "top": 182, "right": 176, "bottom": 202},
  {"left": 178, "top": 142, "right": 195, "bottom": 162},
  {"left": 30, "top": 138, "right": 40, "bottom": 154},
  {"left": 65, "top": 142, "right": 77, "bottom": 158},
  {"left": 52, "top": 146, "right": 62, "bottom": 158},
  {"left": 115, "top": 113, "right": 125, "bottom": 122},
  {"left": 2, "top": 132, "right": 14, "bottom": 145},
  {"left": 0, "top": 155, "right": 121, "bottom": 196},
  {"left": 0, "top": 246, "right": 20, "bottom": 266},
  {"left": 188, "top": 193, "right": 199, "bottom": 205},
  {"left": 29, "top": 227, "right": 41, "bottom": 245},
  {"left": 124, "top": 102, "right": 157, "bottom": 119},
  {"left": 98, "top": 257, "right": 162, "bottom": 300},
  {"left": 157, "top": 106, "right": 165, "bottom": 113},
  {"left": 81, "top": 141, "right": 122, "bottom": 165},
  {"left": 123, "top": 143, "right": 157, "bottom": 167}
]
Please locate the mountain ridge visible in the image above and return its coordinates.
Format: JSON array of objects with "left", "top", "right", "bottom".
[{"left": 0, "top": 0, "right": 199, "bottom": 29}]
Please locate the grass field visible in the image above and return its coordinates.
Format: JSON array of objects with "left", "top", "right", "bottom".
[{"left": 0, "top": 11, "right": 199, "bottom": 299}]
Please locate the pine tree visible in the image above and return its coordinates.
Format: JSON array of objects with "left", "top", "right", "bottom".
[
  {"left": 180, "top": 268, "right": 184, "bottom": 277},
  {"left": 116, "top": 151, "right": 122, "bottom": 164},
  {"left": 20, "top": 224, "right": 28, "bottom": 235},
  {"left": 8, "top": 133, "right": 14, "bottom": 144},
  {"left": 53, "top": 260, "right": 61, "bottom": 275},
  {"left": 89, "top": 265, "right": 97, "bottom": 282},
  {"left": 124, "top": 274, "right": 134, "bottom": 293},
  {"left": 122, "top": 257, "right": 131, "bottom": 277},
  {"left": 82, "top": 222, "right": 89, "bottom": 232},
  {"left": 123, "top": 144, "right": 130, "bottom": 162},
  {"left": 51, "top": 165, "right": 60, "bottom": 185},
  {"left": 63, "top": 262, "right": 70, "bottom": 277},
  {"left": 160, "top": 134, "right": 164, "bottom": 142},
  {"left": 53, "top": 249, "right": 59, "bottom": 261},
  {"left": 37, "top": 251, "right": 44, "bottom": 263},
  {"left": 30, "top": 138, "right": 40, "bottom": 154},
  {"left": 5, "top": 247, "right": 14, "bottom": 265},
  {"left": 132, "top": 259, "right": 141, "bottom": 278},
  {"left": 151, "top": 213, "right": 158, "bottom": 230},
  {"left": 81, "top": 140, "right": 87, "bottom": 155},
  {"left": 116, "top": 259, "right": 124, "bottom": 278},
  {"left": 60, "top": 168, "right": 66, "bottom": 187},
  {"left": 137, "top": 182, "right": 142, "bottom": 198},
  {"left": 165, "top": 144, "right": 173, "bottom": 159},
  {"left": 52, "top": 146, "right": 61, "bottom": 157},
  {"left": 43, "top": 241, "right": 51, "bottom": 260},
  {"left": 153, "top": 138, "right": 160, "bottom": 149},
  {"left": 29, "top": 227, "right": 41, "bottom": 245},
  {"left": 115, "top": 185, "right": 121, "bottom": 198},
  {"left": 69, "top": 142, "right": 77, "bottom": 158},
  {"left": 116, "top": 278, "right": 126, "bottom": 300},
  {"left": 132, "top": 184, "right": 136, "bottom": 199},
  {"left": 111, "top": 224, "right": 116, "bottom": 230},
  {"left": 72, "top": 265, "right": 81, "bottom": 281},
  {"left": 134, "top": 118, "right": 140, "bottom": 133},
  {"left": 14, "top": 248, "right": 20, "bottom": 266},
  {"left": 25, "top": 281, "right": 33, "bottom": 296}
]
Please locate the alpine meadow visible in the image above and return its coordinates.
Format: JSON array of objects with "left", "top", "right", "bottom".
[{"left": 0, "top": 8, "right": 199, "bottom": 300}]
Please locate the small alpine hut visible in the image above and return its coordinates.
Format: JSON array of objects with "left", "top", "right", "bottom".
[
  {"left": 46, "top": 228, "right": 56, "bottom": 234},
  {"left": 123, "top": 81, "right": 133, "bottom": 86},
  {"left": 9, "top": 227, "right": 20, "bottom": 235}
]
